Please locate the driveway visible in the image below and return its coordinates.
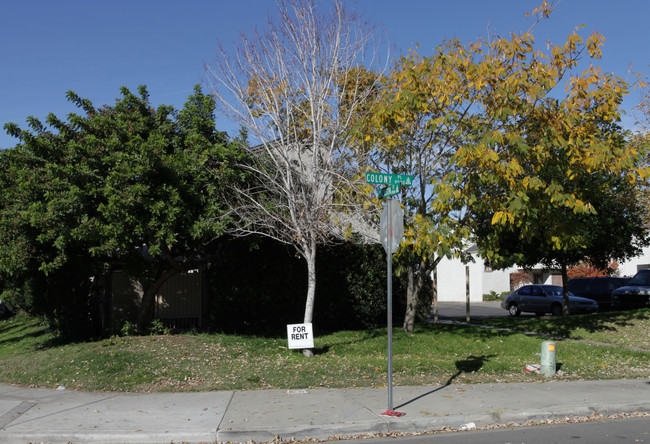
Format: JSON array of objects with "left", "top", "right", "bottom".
[{"left": 431, "top": 300, "right": 513, "bottom": 320}]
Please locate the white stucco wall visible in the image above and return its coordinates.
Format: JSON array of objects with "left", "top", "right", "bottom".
[
  {"left": 617, "top": 247, "right": 650, "bottom": 277},
  {"left": 435, "top": 255, "right": 484, "bottom": 302},
  {"left": 482, "top": 266, "right": 516, "bottom": 296}
]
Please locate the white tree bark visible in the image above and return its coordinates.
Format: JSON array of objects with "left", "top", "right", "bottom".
[{"left": 206, "top": 0, "right": 385, "bottom": 343}]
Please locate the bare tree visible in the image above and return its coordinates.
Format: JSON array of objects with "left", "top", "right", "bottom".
[{"left": 205, "top": 0, "right": 384, "bottom": 354}]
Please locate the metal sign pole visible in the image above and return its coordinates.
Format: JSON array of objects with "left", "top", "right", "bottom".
[
  {"left": 387, "top": 200, "right": 394, "bottom": 412},
  {"left": 370, "top": 174, "right": 408, "bottom": 418}
]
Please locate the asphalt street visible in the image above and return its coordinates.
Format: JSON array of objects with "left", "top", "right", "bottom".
[{"left": 431, "top": 301, "right": 507, "bottom": 320}]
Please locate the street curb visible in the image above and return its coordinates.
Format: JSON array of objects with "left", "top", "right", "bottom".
[
  {"left": 216, "top": 401, "right": 650, "bottom": 443},
  {"left": 2, "top": 399, "right": 649, "bottom": 443}
]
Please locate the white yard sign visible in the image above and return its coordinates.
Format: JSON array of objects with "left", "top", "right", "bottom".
[{"left": 287, "top": 323, "right": 314, "bottom": 349}]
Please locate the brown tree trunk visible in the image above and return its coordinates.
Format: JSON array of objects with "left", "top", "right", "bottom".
[
  {"left": 136, "top": 267, "right": 180, "bottom": 332},
  {"left": 561, "top": 262, "right": 570, "bottom": 316},
  {"left": 402, "top": 258, "right": 427, "bottom": 333},
  {"left": 465, "top": 265, "right": 470, "bottom": 322},
  {"left": 432, "top": 269, "right": 438, "bottom": 323}
]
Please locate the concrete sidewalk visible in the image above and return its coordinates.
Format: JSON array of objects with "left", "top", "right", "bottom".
[{"left": 1, "top": 379, "right": 649, "bottom": 443}]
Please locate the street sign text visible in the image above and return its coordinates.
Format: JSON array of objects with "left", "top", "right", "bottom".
[{"left": 365, "top": 172, "right": 413, "bottom": 186}]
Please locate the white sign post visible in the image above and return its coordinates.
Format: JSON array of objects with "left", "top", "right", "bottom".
[{"left": 287, "top": 323, "right": 314, "bottom": 350}]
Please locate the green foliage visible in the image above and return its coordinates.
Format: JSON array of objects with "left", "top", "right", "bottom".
[
  {"left": 358, "top": 13, "right": 648, "bottom": 284},
  {"left": 149, "top": 319, "right": 170, "bottom": 336},
  {"left": 0, "top": 85, "right": 245, "bottom": 338},
  {"left": 120, "top": 321, "right": 137, "bottom": 337},
  {"left": 482, "top": 290, "right": 508, "bottom": 301},
  {"left": 435, "top": 29, "right": 650, "bottom": 273},
  {"left": 207, "top": 237, "right": 411, "bottom": 335},
  {"left": 317, "top": 240, "right": 417, "bottom": 331},
  {"left": 471, "top": 138, "right": 648, "bottom": 272}
]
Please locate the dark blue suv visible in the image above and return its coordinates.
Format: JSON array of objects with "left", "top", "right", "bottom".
[{"left": 567, "top": 276, "right": 630, "bottom": 309}]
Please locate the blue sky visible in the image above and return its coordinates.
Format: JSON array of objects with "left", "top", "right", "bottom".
[{"left": 1, "top": 0, "right": 648, "bottom": 149}]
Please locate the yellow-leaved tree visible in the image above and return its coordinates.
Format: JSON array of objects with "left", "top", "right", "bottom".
[
  {"left": 360, "top": 2, "right": 648, "bottom": 325},
  {"left": 438, "top": 15, "right": 649, "bottom": 315}
]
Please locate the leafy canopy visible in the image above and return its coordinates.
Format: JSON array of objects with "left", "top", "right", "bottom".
[{"left": 0, "top": 85, "right": 245, "bottom": 334}]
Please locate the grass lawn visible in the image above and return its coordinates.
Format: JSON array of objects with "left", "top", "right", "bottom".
[
  {"left": 0, "top": 308, "right": 648, "bottom": 393},
  {"left": 472, "top": 308, "right": 650, "bottom": 350}
]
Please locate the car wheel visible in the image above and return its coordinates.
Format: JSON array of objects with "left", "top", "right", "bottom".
[
  {"left": 551, "top": 303, "right": 563, "bottom": 316},
  {"left": 508, "top": 303, "right": 521, "bottom": 317}
]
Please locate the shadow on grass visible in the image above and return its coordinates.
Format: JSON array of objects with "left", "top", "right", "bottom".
[
  {"left": 0, "top": 317, "right": 56, "bottom": 351},
  {"left": 448, "top": 308, "right": 650, "bottom": 340},
  {"left": 0, "top": 328, "right": 51, "bottom": 350},
  {"left": 313, "top": 345, "right": 331, "bottom": 354},
  {"left": 394, "top": 354, "right": 495, "bottom": 409},
  {"left": 517, "top": 309, "right": 650, "bottom": 339}
]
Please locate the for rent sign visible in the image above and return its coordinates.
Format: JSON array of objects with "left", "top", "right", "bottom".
[{"left": 287, "top": 323, "right": 314, "bottom": 349}]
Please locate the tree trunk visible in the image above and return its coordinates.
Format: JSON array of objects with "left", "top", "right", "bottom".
[
  {"left": 432, "top": 269, "right": 438, "bottom": 323},
  {"left": 465, "top": 265, "right": 470, "bottom": 322},
  {"left": 561, "top": 262, "right": 570, "bottom": 316},
  {"left": 93, "top": 269, "right": 112, "bottom": 336},
  {"left": 402, "top": 257, "right": 427, "bottom": 333},
  {"left": 302, "top": 240, "right": 317, "bottom": 357},
  {"left": 137, "top": 267, "right": 180, "bottom": 332}
]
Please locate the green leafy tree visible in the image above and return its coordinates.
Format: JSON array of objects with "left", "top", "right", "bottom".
[
  {"left": 472, "top": 164, "right": 647, "bottom": 314},
  {"left": 1, "top": 85, "right": 244, "bottom": 336}
]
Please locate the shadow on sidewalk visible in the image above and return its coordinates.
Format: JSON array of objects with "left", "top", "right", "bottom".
[{"left": 395, "top": 354, "right": 495, "bottom": 410}]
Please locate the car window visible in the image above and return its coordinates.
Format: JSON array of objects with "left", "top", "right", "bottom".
[
  {"left": 530, "top": 286, "right": 544, "bottom": 296},
  {"left": 518, "top": 286, "right": 531, "bottom": 295},
  {"left": 546, "top": 286, "right": 563, "bottom": 296},
  {"left": 608, "top": 279, "right": 628, "bottom": 290},
  {"left": 628, "top": 270, "right": 650, "bottom": 286}
]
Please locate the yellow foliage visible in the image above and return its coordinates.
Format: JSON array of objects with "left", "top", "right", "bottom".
[
  {"left": 357, "top": 13, "right": 639, "bottom": 268},
  {"left": 491, "top": 211, "right": 514, "bottom": 225}
]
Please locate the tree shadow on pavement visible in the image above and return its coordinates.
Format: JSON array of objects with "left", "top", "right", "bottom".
[{"left": 394, "top": 354, "right": 495, "bottom": 410}]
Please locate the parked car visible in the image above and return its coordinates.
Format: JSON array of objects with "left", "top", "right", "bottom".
[
  {"left": 567, "top": 276, "right": 630, "bottom": 309},
  {"left": 501, "top": 284, "right": 599, "bottom": 317},
  {"left": 611, "top": 269, "right": 650, "bottom": 309}
]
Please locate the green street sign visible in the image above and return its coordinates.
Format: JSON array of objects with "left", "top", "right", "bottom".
[
  {"left": 378, "top": 183, "right": 400, "bottom": 199},
  {"left": 365, "top": 172, "right": 413, "bottom": 186}
]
